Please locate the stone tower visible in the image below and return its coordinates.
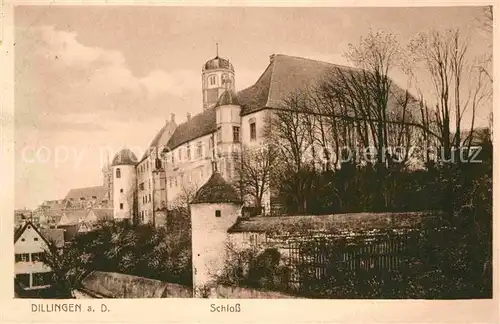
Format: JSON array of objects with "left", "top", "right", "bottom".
[
  {"left": 190, "top": 172, "right": 242, "bottom": 295},
  {"left": 202, "top": 45, "right": 235, "bottom": 110},
  {"left": 214, "top": 89, "right": 241, "bottom": 182},
  {"left": 111, "top": 148, "right": 138, "bottom": 222},
  {"left": 101, "top": 154, "right": 113, "bottom": 207}
]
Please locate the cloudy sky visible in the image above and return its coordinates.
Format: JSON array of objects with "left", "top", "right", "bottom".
[{"left": 14, "top": 6, "right": 492, "bottom": 209}]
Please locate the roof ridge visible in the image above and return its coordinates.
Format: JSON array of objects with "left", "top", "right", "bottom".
[
  {"left": 265, "top": 55, "right": 279, "bottom": 108},
  {"left": 274, "top": 53, "right": 358, "bottom": 71}
]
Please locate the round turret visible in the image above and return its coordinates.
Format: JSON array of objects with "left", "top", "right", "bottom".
[{"left": 111, "top": 148, "right": 138, "bottom": 222}]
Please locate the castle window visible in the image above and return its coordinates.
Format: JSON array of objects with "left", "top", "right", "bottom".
[
  {"left": 209, "top": 75, "right": 216, "bottom": 86},
  {"left": 196, "top": 141, "right": 202, "bottom": 158},
  {"left": 169, "top": 178, "right": 173, "bottom": 188},
  {"left": 171, "top": 153, "right": 175, "bottom": 164},
  {"left": 139, "top": 183, "right": 144, "bottom": 191},
  {"left": 175, "top": 177, "right": 178, "bottom": 187},
  {"left": 187, "top": 143, "right": 191, "bottom": 160},
  {"left": 92, "top": 196, "right": 97, "bottom": 199},
  {"left": 120, "top": 203, "right": 123, "bottom": 210},
  {"left": 250, "top": 122, "right": 257, "bottom": 141},
  {"left": 116, "top": 168, "right": 121, "bottom": 178},
  {"left": 233, "top": 126, "right": 240, "bottom": 143},
  {"left": 178, "top": 148, "right": 182, "bottom": 161},
  {"left": 215, "top": 210, "right": 221, "bottom": 217},
  {"left": 120, "top": 188, "right": 124, "bottom": 193},
  {"left": 216, "top": 127, "right": 222, "bottom": 144},
  {"left": 149, "top": 194, "right": 151, "bottom": 202}
]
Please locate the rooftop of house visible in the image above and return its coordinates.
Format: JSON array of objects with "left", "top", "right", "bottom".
[
  {"left": 191, "top": 172, "right": 241, "bottom": 205},
  {"left": 64, "top": 186, "right": 107, "bottom": 202},
  {"left": 40, "top": 228, "right": 65, "bottom": 248},
  {"left": 227, "top": 211, "right": 443, "bottom": 236},
  {"left": 14, "top": 221, "right": 64, "bottom": 247}
]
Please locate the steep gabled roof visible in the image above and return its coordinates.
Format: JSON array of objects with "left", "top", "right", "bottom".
[
  {"left": 191, "top": 172, "right": 241, "bottom": 204},
  {"left": 40, "top": 228, "right": 65, "bottom": 248},
  {"left": 88, "top": 208, "right": 114, "bottom": 222},
  {"left": 14, "top": 221, "right": 52, "bottom": 247},
  {"left": 64, "top": 186, "right": 107, "bottom": 202},
  {"left": 165, "top": 107, "right": 217, "bottom": 151},
  {"left": 140, "top": 121, "right": 177, "bottom": 161},
  {"left": 237, "top": 54, "right": 355, "bottom": 115},
  {"left": 58, "top": 210, "right": 89, "bottom": 226}
]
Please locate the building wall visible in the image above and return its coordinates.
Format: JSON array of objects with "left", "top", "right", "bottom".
[
  {"left": 137, "top": 156, "right": 154, "bottom": 223},
  {"left": 14, "top": 225, "right": 52, "bottom": 289},
  {"left": 164, "top": 133, "right": 215, "bottom": 207},
  {"left": 112, "top": 165, "right": 136, "bottom": 221},
  {"left": 190, "top": 202, "right": 241, "bottom": 294}
]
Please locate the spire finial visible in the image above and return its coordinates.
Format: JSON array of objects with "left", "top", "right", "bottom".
[{"left": 216, "top": 43, "right": 219, "bottom": 57}]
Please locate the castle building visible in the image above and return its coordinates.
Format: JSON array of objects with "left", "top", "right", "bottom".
[{"left": 110, "top": 52, "right": 415, "bottom": 226}]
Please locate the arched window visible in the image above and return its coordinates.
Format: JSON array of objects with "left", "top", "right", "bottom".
[
  {"left": 209, "top": 75, "right": 216, "bottom": 86},
  {"left": 116, "top": 168, "right": 121, "bottom": 178},
  {"left": 221, "top": 74, "right": 228, "bottom": 87}
]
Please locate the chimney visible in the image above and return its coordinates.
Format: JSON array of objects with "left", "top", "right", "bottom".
[
  {"left": 170, "top": 113, "right": 176, "bottom": 124},
  {"left": 269, "top": 54, "right": 276, "bottom": 63},
  {"left": 187, "top": 113, "right": 191, "bottom": 121}
]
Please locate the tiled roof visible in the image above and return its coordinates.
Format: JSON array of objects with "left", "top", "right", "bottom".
[
  {"left": 89, "top": 208, "right": 114, "bottom": 221},
  {"left": 228, "top": 211, "right": 443, "bottom": 235},
  {"left": 191, "top": 172, "right": 241, "bottom": 204},
  {"left": 140, "top": 121, "right": 176, "bottom": 161},
  {"left": 238, "top": 54, "right": 356, "bottom": 116},
  {"left": 58, "top": 210, "right": 89, "bottom": 226},
  {"left": 64, "top": 186, "right": 107, "bottom": 202},
  {"left": 40, "top": 228, "right": 65, "bottom": 248},
  {"left": 112, "top": 148, "right": 138, "bottom": 166},
  {"left": 14, "top": 221, "right": 53, "bottom": 247},
  {"left": 215, "top": 89, "right": 239, "bottom": 107},
  {"left": 165, "top": 107, "right": 216, "bottom": 151}
]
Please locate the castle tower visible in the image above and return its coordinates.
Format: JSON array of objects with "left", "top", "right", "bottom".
[
  {"left": 111, "top": 148, "right": 138, "bottom": 222},
  {"left": 202, "top": 45, "right": 235, "bottom": 110},
  {"left": 190, "top": 172, "right": 242, "bottom": 295},
  {"left": 101, "top": 153, "right": 113, "bottom": 207},
  {"left": 214, "top": 89, "right": 241, "bottom": 182}
]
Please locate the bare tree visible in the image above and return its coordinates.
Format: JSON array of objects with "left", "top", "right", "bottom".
[
  {"left": 233, "top": 144, "right": 279, "bottom": 211},
  {"left": 409, "top": 29, "right": 492, "bottom": 161}
]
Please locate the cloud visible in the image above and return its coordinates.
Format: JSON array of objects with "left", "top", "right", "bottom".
[{"left": 15, "top": 25, "right": 202, "bottom": 131}]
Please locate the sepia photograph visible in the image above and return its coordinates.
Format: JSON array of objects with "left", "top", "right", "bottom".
[{"left": 11, "top": 5, "right": 493, "bottom": 301}]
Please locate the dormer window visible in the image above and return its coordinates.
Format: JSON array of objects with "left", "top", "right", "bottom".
[{"left": 116, "top": 168, "right": 121, "bottom": 178}]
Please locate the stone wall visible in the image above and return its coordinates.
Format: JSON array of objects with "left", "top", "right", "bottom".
[
  {"left": 80, "top": 271, "right": 192, "bottom": 298},
  {"left": 213, "top": 285, "right": 298, "bottom": 299}
]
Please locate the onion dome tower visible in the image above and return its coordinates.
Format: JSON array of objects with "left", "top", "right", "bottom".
[{"left": 202, "top": 43, "right": 235, "bottom": 110}]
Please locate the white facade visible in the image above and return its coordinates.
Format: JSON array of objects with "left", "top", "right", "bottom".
[
  {"left": 113, "top": 164, "right": 136, "bottom": 221},
  {"left": 190, "top": 202, "right": 241, "bottom": 294},
  {"left": 14, "top": 224, "right": 53, "bottom": 290}
]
